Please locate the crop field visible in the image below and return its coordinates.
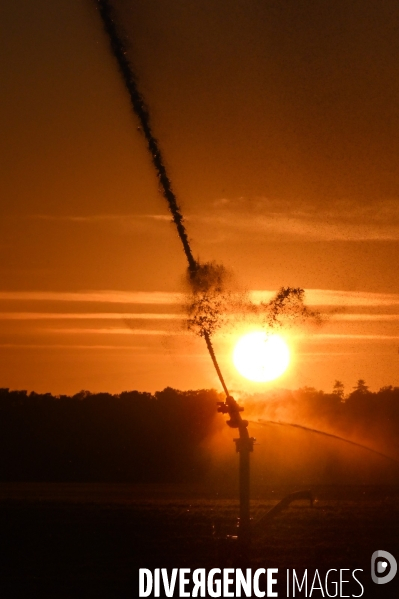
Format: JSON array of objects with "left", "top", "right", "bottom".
[{"left": 0, "top": 483, "right": 398, "bottom": 597}]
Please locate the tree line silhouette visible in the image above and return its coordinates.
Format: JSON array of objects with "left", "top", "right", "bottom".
[{"left": 0, "top": 382, "right": 398, "bottom": 482}]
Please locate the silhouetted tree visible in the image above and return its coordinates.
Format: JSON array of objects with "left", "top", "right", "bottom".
[
  {"left": 0, "top": 383, "right": 398, "bottom": 481},
  {"left": 332, "top": 380, "right": 345, "bottom": 400},
  {"left": 353, "top": 379, "right": 369, "bottom": 394}
]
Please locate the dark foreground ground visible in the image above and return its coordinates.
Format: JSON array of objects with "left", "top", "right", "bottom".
[{"left": 1, "top": 483, "right": 398, "bottom": 598}]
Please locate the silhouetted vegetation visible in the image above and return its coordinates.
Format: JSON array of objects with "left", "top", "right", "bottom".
[
  {"left": 243, "top": 380, "right": 399, "bottom": 461},
  {"left": 0, "top": 383, "right": 398, "bottom": 482},
  {"left": 0, "top": 387, "right": 222, "bottom": 483}
]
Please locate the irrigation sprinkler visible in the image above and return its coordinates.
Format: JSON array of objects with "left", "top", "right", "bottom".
[
  {"left": 94, "top": 0, "right": 315, "bottom": 560},
  {"left": 217, "top": 395, "right": 255, "bottom": 552}
]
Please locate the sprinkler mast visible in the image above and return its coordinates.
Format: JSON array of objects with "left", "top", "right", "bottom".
[{"left": 217, "top": 396, "right": 255, "bottom": 550}]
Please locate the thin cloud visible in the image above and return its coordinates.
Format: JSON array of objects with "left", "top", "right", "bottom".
[
  {"left": 330, "top": 314, "right": 399, "bottom": 321},
  {"left": 0, "top": 344, "right": 149, "bottom": 350},
  {"left": 1, "top": 288, "right": 399, "bottom": 309},
  {"left": 21, "top": 214, "right": 173, "bottom": 236},
  {"left": 0, "top": 312, "right": 182, "bottom": 320},
  {"left": 251, "top": 289, "right": 399, "bottom": 307},
  {"left": 305, "top": 289, "right": 399, "bottom": 307},
  {"left": 47, "top": 328, "right": 172, "bottom": 335},
  {"left": 0, "top": 291, "right": 183, "bottom": 304},
  {"left": 21, "top": 201, "right": 399, "bottom": 241},
  {"left": 189, "top": 197, "right": 399, "bottom": 241},
  {"left": 298, "top": 351, "right": 358, "bottom": 356},
  {"left": 308, "top": 334, "right": 399, "bottom": 341},
  {"left": 27, "top": 214, "right": 171, "bottom": 223}
]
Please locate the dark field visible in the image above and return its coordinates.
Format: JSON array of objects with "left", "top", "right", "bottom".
[{"left": 1, "top": 483, "right": 398, "bottom": 598}]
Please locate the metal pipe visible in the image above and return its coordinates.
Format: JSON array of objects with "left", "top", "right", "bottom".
[
  {"left": 218, "top": 396, "right": 255, "bottom": 551},
  {"left": 235, "top": 425, "right": 254, "bottom": 551}
]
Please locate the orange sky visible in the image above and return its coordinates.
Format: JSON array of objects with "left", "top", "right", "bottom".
[{"left": 1, "top": 0, "right": 399, "bottom": 395}]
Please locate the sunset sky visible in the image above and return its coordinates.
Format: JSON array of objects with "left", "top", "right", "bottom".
[{"left": 2, "top": 0, "right": 399, "bottom": 395}]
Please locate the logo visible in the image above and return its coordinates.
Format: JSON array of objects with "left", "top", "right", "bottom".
[{"left": 371, "top": 550, "right": 397, "bottom": 585}]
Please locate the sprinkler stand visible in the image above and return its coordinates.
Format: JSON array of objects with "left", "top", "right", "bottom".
[{"left": 218, "top": 396, "right": 255, "bottom": 553}]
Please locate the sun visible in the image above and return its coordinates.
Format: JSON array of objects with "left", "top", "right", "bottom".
[{"left": 233, "top": 331, "right": 290, "bottom": 382}]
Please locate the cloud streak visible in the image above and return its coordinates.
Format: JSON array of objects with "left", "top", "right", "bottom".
[
  {"left": 307, "top": 334, "right": 399, "bottom": 341},
  {"left": 47, "top": 328, "right": 171, "bottom": 336},
  {"left": 0, "top": 289, "right": 398, "bottom": 346},
  {"left": 1, "top": 288, "right": 399, "bottom": 307},
  {"left": 189, "top": 197, "right": 399, "bottom": 242},
  {"left": 0, "top": 291, "right": 183, "bottom": 304},
  {"left": 27, "top": 213, "right": 171, "bottom": 223},
  {"left": 0, "top": 312, "right": 182, "bottom": 320},
  {"left": 330, "top": 314, "right": 399, "bottom": 321},
  {"left": 23, "top": 198, "right": 399, "bottom": 242},
  {"left": 251, "top": 289, "right": 399, "bottom": 307}
]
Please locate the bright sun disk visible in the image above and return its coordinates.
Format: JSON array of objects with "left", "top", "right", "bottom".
[{"left": 233, "top": 331, "right": 290, "bottom": 382}]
